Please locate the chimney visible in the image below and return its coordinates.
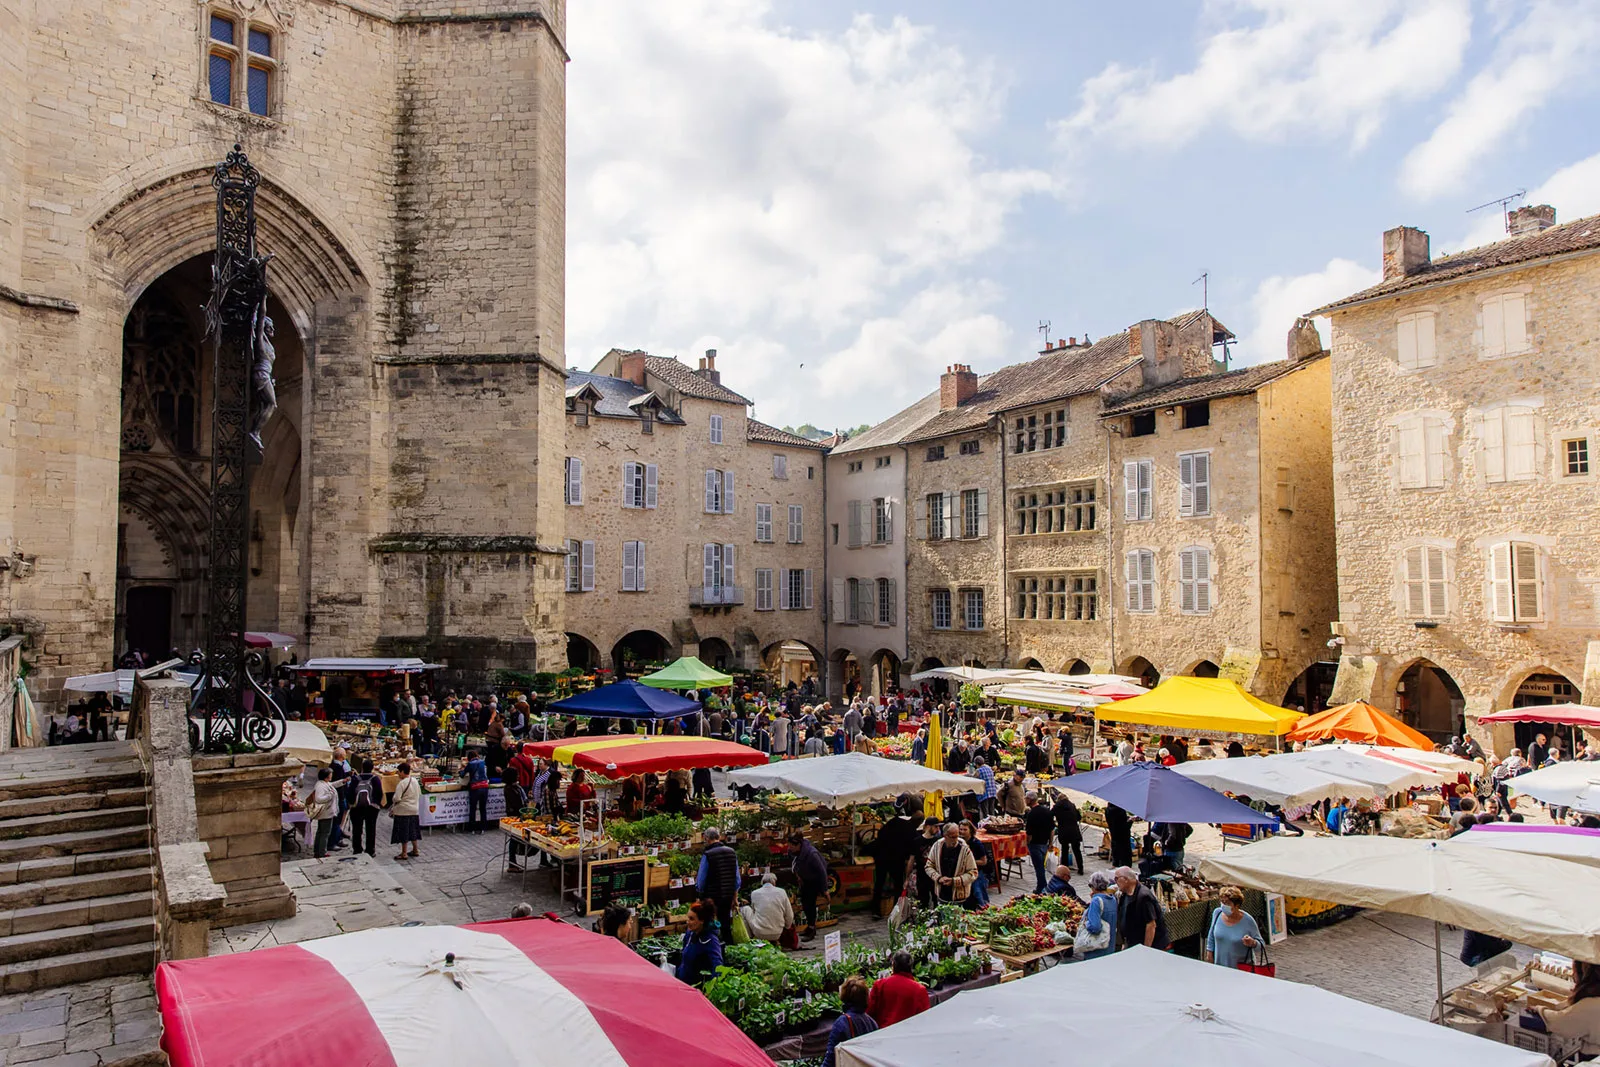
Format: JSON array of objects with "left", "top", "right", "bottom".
[
  {"left": 1507, "top": 204, "right": 1556, "bottom": 236},
  {"left": 696, "top": 347, "right": 722, "bottom": 384},
  {"left": 1286, "top": 317, "right": 1323, "bottom": 363},
  {"left": 1382, "top": 226, "right": 1430, "bottom": 281},
  {"left": 940, "top": 364, "right": 977, "bottom": 409},
  {"left": 618, "top": 350, "right": 647, "bottom": 386}
]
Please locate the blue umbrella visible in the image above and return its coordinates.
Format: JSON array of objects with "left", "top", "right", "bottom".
[
  {"left": 549, "top": 680, "right": 701, "bottom": 721},
  {"left": 1048, "top": 762, "right": 1277, "bottom": 825}
]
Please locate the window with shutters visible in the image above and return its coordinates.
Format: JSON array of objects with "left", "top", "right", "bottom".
[
  {"left": 1400, "top": 545, "right": 1448, "bottom": 619},
  {"left": 787, "top": 568, "right": 812, "bottom": 611},
  {"left": 564, "top": 457, "right": 584, "bottom": 505},
  {"left": 1177, "top": 451, "right": 1211, "bottom": 517},
  {"left": 847, "top": 500, "right": 865, "bottom": 547},
  {"left": 773, "top": 454, "right": 788, "bottom": 480},
  {"left": 640, "top": 408, "right": 653, "bottom": 435},
  {"left": 924, "top": 493, "right": 953, "bottom": 541},
  {"left": 755, "top": 503, "right": 773, "bottom": 542},
  {"left": 846, "top": 579, "right": 862, "bottom": 622},
  {"left": 704, "top": 469, "right": 735, "bottom": 512},
  {"left": 564, "top": 540, "right": 581, "bottom": 592},
  {"left": 960, "top": 489, "right": 988, "bottom": 539},
  {"left": 621, "top": 541, "right": 647, "bottom": 592},
  {"left": 1565, "top": 438, "right": 1590, "bottom": 476},
  {"left": 1123, "top": 460, "right": 1153, "bottom": 520},
  {"left": 206, "top": 11, "right": 276, "bottom": 117},
  {"left": 1124, "top": 550, "right": 1155, "bottom": 613},
  {"left": 931, "top": 589, "right": 952, "bottom": 630},
  {"left": 787, "top": 505, "right": 804, "bottom": 544},
  {"left": 1475, "top": 403, "right": 1542, "bottom": 484},
  {"left": 1489, "top": 541, "right": 1543, "bottom": 623},
  {"left": 622, "top": 462, "right": 659, "bottom": 509},
  {"left": 567, "top": 398, "right": 590, "bottom": 426},
  {"left": 962, "top": 589, "right": 985, "bottom": 631},
  {"left": 1396, "top": 311, "right": 1438, "bottom": 371},
  {"left": 1479, "top": 292, "right": 1531, "bottom": 359},
  {"left": 1177, "top": 546, "right": 1213, "bottom": 615},
  {"left": 873, "top": 498, "right": 892, "bottom": 543},
  {"left": 1394, "top": 414, "right": 1448, "bottom": 489},
  {"left": 876, "top": 578, "right": 896, "bottom": 625},
  {"left": 709, "top": 414, "right": 723, "bottom": 444},
  {"left": 755, "top": 568, "right": 774, "bottom": 610}
]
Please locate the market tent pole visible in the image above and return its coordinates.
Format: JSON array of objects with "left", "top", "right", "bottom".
[{"left": 1434, "top": 921, "right": 1444, "bottom": 1024}]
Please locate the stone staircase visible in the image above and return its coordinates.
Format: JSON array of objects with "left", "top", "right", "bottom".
[{"left": 0, "top": 742, "right": 158, "bottom": 993}]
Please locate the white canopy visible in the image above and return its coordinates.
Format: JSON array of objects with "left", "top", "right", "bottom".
[
  {"left": 989, "top": 685, "right": 1108, "bottom": 712},
  {"left": 1200, "top": 835, "right": 1600, "bottom": 962},
  {"left": 297, "top": 657, "right": 442, "bottom": 674},
  {"left": 1508, "top": 760, "right": 1600, "bottom": 814},
  {"left": 725, "top": 752, "right": 977, "bottom": 807},
  {"left": 1446, "top": 826, "right": 1600, "bottom": 868},
  {"left": 909, "top": 666, "right": 1031, "bottom": 686},
  {"left": 1173, "top": 755, "right": 1380, "bottom": 809},
  {"left": 834, "top": 947, "right": 1550, "bottom": 1067},
  {"left": 1333, "top": 743, "right": 1480, "bottom": 776},
  {"left": 1273, "top": 747, "right": 1444, "bottom": 792},
  {"left": 63, "top": 670, "right": 136, "bottom": 697},
  {"left": 280, "top": 721, "right": 334, "bottom": 766}
]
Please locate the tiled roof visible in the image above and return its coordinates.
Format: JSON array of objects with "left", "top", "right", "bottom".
[
  {"left": 1099, "top": 353, "right": 1324, "bottom": 417},
  {"left": 1312, "top": 213, "right": 1600, "bottom": 313},
  {"left": 644, "top": 356, "right": 752, "bottom": 406},
  {"left": 565, "top": 371, "right": 685, "bottom": 423},
  {"left": 748, "top": 419, "right": 829, "bottom": 450},
  {"left": 830, "top": 392, "right": 944, "bottom": 454}
]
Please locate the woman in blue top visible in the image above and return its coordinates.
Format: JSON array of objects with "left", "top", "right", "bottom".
[
  {"left": 823, "top": 976, "right": 879, "bottom": 1067},
  {"left": 1079, "top": 870, "right": 1117, "bottom": 959},
  {"left": 1205, "top": 885, "right": 1264, "bottom": 968},
  {"left": 675, "top": 900, "right": 723, "bottom": 986}
]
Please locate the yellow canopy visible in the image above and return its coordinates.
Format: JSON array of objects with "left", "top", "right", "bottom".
[
  {"left": 1093, "top": 676, "right": 1304, "bottom": 737},
  {"left": 924, "top": 707, "right": 945, "bottom": 819}
]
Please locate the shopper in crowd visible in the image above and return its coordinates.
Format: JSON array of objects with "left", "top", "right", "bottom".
[
  {"left": 676, "top": 900, "right": 724, "bottom": 986},
  {"left": 1115, "top": 737, "right": 1135, "bottom": 765},
  {"left": 1205, "top": 885, "right": 1264, "bottom": 968},
  {"left": 870, "top": 796, "right": 921, "bottom": 914},
  {"left": 997, "top": 769, "right": 1028, "bottom": 818},
  {"left": 696, "top": 827, "right": 741, "bottom": 937},
  {"left": 913, "top": 817, "right": 943, "bottom": 907},
  {"left": 600, "top": 904, "right": 636, "bottom": 941},
  {"left": 1115, "top": 866, "right": 1170, "bottom": 951},
  {"left": 1539, "top": 960, "right": 1600, "bottom": 1046},
  {"left": 1044, "top": 864, "right": 1081, "bottom": 900},
  {"left": 957, "top": 820, "right": 993, "bottom": 908},
  {"left": 1051, "top": 790, "right": 1084, "bottom": 874},
  {"left": 924, "top": 823, "right": 977, "bottom": 906},
  {"left": 566, "top": 766, "right": 596, "bottom": 817},
  {"left": 868, "top": 952, "right": 930, "bottom": 1029},
  {"left": 483, "top": 711, "right": 508, "bottom": 776},
  {"left": 306, "top": 767, "right": 340, "bottom": 859},
  {"left": 346, "top": 758, "right": 383, "bottom": 858},
  {"left": 1024, "top": 792, "right": 1054, "bottom": 894},
  {"left": 1105, "top": 802, "right": 1135, "bottom": 869},
  {"left": 1079, "top": 871, "right": 1118, "bottom": 960},
  {"left": 969, "top": 756, "right": 998, "bottom": 818},
  {"left": 791, "top": 830, "right": 831, "bottom": 942},
  {"left": 740, "top": 872, "right": 795, "bottom": 943},
  {"left": 326, "top": 747, "right": 353, "bottom": 850},
  {"left": 909, "top": 726, "right": 928, "bottom": 764},
  {"left": 463, "top": 746, "right": 491, "bottom": 834},
  {"left": 1057, "top": 724, "right": 1075, "bottom": 775},
  {"left": 389, "top": 762, "right": 422, "bottom": 861},
  {"left": 823, "top": 977, "right": 879, "bottom": 1067},
  {"left": 1025, "top": 735, "right": 1049, "bottom": 775}
]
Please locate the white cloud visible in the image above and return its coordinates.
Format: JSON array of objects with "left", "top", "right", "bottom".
[
  {"left": 566, "top": 1, "right": 1051, "bottom": 427},
  {"left": 1400, "top": 1, "right": 1600, "bottom": 199},
  {"left": 1240, "top": 258, "right": 1382, "bottom": 366},
  {"left": 1058, "top": 0, "right": 1471, "bottom": 150},
  {"left": 1451, "top": 149, "right": 1600, "bottom": 251}
]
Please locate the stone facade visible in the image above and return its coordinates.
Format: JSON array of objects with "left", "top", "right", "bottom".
[
  {"left": 563, "top": 350, "right": 826, "bottom": 678},
  {"left": 1319, "top": 210, "right": 1600, "bottom": 750},
  {"left": 1, "top": 0, "right": 570, "bottom": 705}
]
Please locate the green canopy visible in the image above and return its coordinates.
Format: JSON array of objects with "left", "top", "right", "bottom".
[{"left": 639, "top": 655, "right": 733, "bottom": 690}]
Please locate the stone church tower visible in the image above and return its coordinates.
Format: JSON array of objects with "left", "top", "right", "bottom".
[{"left": 0, "top": 0, "right": 569, "bottom": 703}]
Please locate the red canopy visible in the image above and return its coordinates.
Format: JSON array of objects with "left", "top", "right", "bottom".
[
  {"left": 157, "top": 917, "right": 771, "bottom": 1067},
  {"left": 525, "top": 735, "right": 769, "bottom": 776},
  {"left": 1477, "top": 703, "right": 1600, "bottom": 729}
]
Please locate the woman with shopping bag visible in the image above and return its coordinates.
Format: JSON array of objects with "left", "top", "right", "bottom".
[{"left": 1205, "top": 885, "right": 1267, "bottom": 972}]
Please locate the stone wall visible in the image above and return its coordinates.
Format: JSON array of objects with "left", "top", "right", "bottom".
[
  {"left": 826, "top": 441, "right": 910, "bottom": 694},
  {"left": 192, "top": 751, "right": 297, "bottom": 926}
]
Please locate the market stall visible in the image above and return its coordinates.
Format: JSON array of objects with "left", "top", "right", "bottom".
[
  {"left": 725, "top": 751, "right": 978, "bottom": 806},
  {"left": 1286, "top": 700, "right": 1435, "bottom": 749},
  {"left": 548, "top": 680, "right": 702, "bottom": 732},
  {"left": 639, "top": 655, "right": 734, "bottom": 690},
  {"left": 1447, "top": 823, "right": 1600, "bottom": 868},
  {"left": 295, "top": 656, "right": 441, "bottom": 721},
  {"left": 832, "top": 947, "right": 1553, "bottom": 1067},
  {"left": 1174, "top": 754, "right": 1380, "bottom": 809},
  {"left": 1092, "top": 677, "right": 1305, "bottom": 747},
  {"left": 523, "top": 735, "right": 768, "bottom": 776},
  {"left": 156, "top": 917, "right": 773, "bottom": 1067},
  {"left": 1507, "top": 761, "right": 1600, "bottom": 814}
]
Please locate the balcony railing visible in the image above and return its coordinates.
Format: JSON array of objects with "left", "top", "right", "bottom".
[{"left": 689, "top": 584, "right": 745, "bottom": 607}]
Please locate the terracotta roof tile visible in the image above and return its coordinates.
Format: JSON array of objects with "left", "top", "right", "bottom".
[
  {"left": 747, "top": 419, "right": 829, "bottom": 450},
  {"left": 1099, "top": 353, "right": 1324, "bottom": 417},
  {"left": 643, "top": 356, "right": 752, "bottom": 406}
]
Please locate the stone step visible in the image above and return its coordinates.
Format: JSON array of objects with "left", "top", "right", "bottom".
[
  {"left": 0, "top": 805, "right": 149, "bottom": 841},
  {"left": 0, "top": 767, "right": 145, "bottom": 804},
  {"left": 0, "top": 890, "right": 156, "bottom": 937},
  {"left": 0, "top": 868, "right": 153, "bottom": 911},
  {"left": 0, "top": 847, "right": 154, "bottom": 887},
  {"left": 0, "top": 786, "right": 148, "bottom": 820},
  {"left": 0, "top": 824, "right": 150, "bottom": 863},
  {"left": 0, "top": 941, "right": 157, "bottom": 994},
  {"left": 0, "top": 914, "right": 155, "bottom": 965}
]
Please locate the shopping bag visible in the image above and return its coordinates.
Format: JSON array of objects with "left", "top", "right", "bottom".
[
  {"left": 1236, "top": 943, "right": 1275, "bottom": 977},
  {"left": 887, "top": 892, "right": 914, "bottom": 929},
  {"left": 779, "top": 925, "right": 800, "bottom": 950},
  {"left": 1072, "top": 918, "right": 1110, "bottom": 955},
  {"left": 729, "top": 911, "right": 751, "bottom": 945}
]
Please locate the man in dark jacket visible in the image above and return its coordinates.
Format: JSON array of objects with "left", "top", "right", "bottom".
[
  {"left": 345, "top": 759, "right": 384, "bottom": 857},
  {"left": 871, "top": 797, "right": 921, "bottom": 914},
  {"left": 695, "top": 828, "right": 741, "bottom": 937},
  {"left": 1105, "top": 802, "right": 1135, "bottom": 869},
  {"left": 1025, "top": 738, "right": 1049, "bottom": 775},
  {"left": 791, "top": 831, "right": 831, "bottom": 940},
  {"left": 1051, "top": 790, "right": 1084, "bottom": 874},
  {"left": 1024, "top": 792, "right": 1056, "bottom": 894}
]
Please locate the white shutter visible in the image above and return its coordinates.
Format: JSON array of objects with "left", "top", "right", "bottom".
[
  {"left": 885, "top": 577, "right": 895, "bottom": 623},
  {"left": 1193, "top": 453, "right": 1210, "bottom": 515},
  {"left": 1480, "top": 411, "right": 1505, "bottom": 483},
  {"left": 1124, "top": 461, "right": 1139, "bottom": 520},
  {"left": 1482, "top": 296, "right": 1505, "bottom": 357},
  {"left": 1125, "top": 551, "right": 1140, "bottom": 612},
  {"left": 755, "top": 503, "right": 770, "bottom": 542},
  {"left": 1414, "top": 312, "right": 1436, "bottom": 368},
  {"left": 1397, "top": 315, "right": 1418, "bottom": 370},
  {"left": 805, "top": 569, "right": 814, "bottom": 610},
  {"left": 883, "top": 499, "right": 894, "bottom": 542},
  {"left": 1513, "top": 542, "right": 1541, "bottom": 621},
  {"left": 566, "top": 457, "right": 583, "bottom": 505},
  {"left": 1502, "top": 293, "right": 1528, "bottom": 353},
  {"left": 1178, "top": 453, "right": 1195, "bottom": 515},
  {"left": 975, "top": 490, "right": 989, "bottom": 537},
  {"left": 644, "top": 464, "right": 658, "bottom": 509},
  {"left": 709, "top": 414, "right": 723, "bottom": 444},
  {"left": 723, "top": 543, "right": 735, "bottom": 590},
  {"left": 1506, "top": 408, "right": 1538, "bottom": 480},
  {"left": 723, "top": 470, "right": 735, "bottom": 513},
  {"left": 621, "top": 540, "right": 638, "bottom": 591},
  {"left": 1423, "top": 419, "right": 1446, "bottom": 487},
  {"left": 703, "top": 543, "right": 718, "bottom": 591},
  {"left": 1489, "top": 543, "right": 1514, "bottom": 621},
  {"left": 1425, "top": 546, "right": 1446, "bottom": 618},
  {"left": 1138, "top": 460, "right": 1153, "bottom": 518},
  {"left": 831, "top": 578, "right": 845, "bottom": 622},
  {"left": 1179, "top": 548, "right": 1196, "bottom": 613},
  {"left": 1397, "top": 420, "right": 1425, "bottom": 488},
  {"left": 789, "top": 505, "right": 803, "bottom": 543},
  {"left": 1194, "top": 548, "right": 1211, "bottom": 613},
  {"left": 778, "top": 568, "right": 790, "bottom": 610},
  {"left": 635, "top": 542, "right": 646, "bottom": 591},
  {"left": 1404, "top": 546, "right": 1426, "bottom": 616},
  {"left": 581, "top": 540, "right": 595, "bottom": 592},
  {"left": 705, "top": 470, "right": 718, "bottom": 512},
  {"left": 565, "top": 540, "right": 578, "bottom": 592},
  {"left": 1138, "top": 550, "right": 1155, "bottom": 612},
  {"left": 847, "top": 501, "right": 863, "bottom": 547},
  {"left": 620, "top": 462, "right": 636, "bottom": 508}
]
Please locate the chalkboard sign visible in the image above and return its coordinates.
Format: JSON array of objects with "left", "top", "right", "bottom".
[{"left": 585, "top": 856, "right": 648, "bottom": 916}]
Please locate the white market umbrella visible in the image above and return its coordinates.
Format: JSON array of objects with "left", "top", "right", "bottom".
[
  {"left": 1508, "top": 760, "right": 1600, "bottom": 814},
  {"left": 908, "top": 666, "right": 1031, "bottom": 687},
  {"left": 835, "top": 947, "right": 1551, "bottom": 1067},
  {"left": 1336, "top": 743, "right": 1480, "bottom": 776},
  {"left": 989, "top": 684, "right": 1108, "bottom": 712},
  {"left": 725, "top": 752, "right": 978, "bottom": 807},
  {"left": 1446, "top": 825, "right": 1600, "bottom": 868},
  {"left": 1174, "top": 755, "right": 1379, "bottom": 809},
  {"left": 64, "top": 669, "right": 137, "bottom": 698},
  {"left": 1273, "top": 747, "right": 1443, "bottom": 793}
]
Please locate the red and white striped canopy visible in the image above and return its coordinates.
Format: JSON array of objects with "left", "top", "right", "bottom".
[{"left": 156, "top": 917, "right": 771, "bottom": 1067}]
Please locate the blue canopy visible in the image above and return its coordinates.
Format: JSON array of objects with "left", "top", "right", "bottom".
[
  {"left": 1049, "top": 762, "right": 1277, "bottom": 825},
  {"left": 548, "top": 680, "right": 701, "bottom": 721}
]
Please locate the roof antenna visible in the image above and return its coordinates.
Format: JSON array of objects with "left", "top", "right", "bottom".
[
  {"left": 1467, "top": 189, "right": 1526, "bottom": 234},
  {"left": 1192, "top": 271, "right": 1208, "bottom": 311},
  {"left": 1038, "top": 319, "right": 1051, "bottom": 349}
]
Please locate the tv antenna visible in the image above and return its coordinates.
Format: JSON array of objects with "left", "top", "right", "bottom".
[
  {"left": 1467, "top": 189, "right": 1526, "bottom": 233},
  {"left": 1193, "top": 271, "right": 1208, "bottom": 310},
  {"left": 1038, "top": 319, "right": 1051, "bottom": 348}
]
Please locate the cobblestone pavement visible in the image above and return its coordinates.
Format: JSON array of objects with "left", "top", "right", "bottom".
[{"left": 0, "top": 979, "right": 162, "bottom": 1067}]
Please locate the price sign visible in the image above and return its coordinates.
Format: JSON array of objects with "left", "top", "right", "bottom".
[
  {"left": 584, "top": 856, "right": 648, "bottom": 915},
  {"left": 823, "top": 931, "right": 842, "bottom": 965}
]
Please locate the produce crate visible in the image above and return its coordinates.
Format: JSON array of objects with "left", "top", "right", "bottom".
[{"left": 1502, "top": 1023, "right": 1583, "bottom": 1061}]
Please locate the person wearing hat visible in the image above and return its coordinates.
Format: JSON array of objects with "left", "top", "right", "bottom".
[
  {"left": 997, "top": 769, "right": 1028, "bottom": 818},
  {"left": 912, "top": 817, "right": 943, "bottom": 908},
  {"left": 871, "top": 794, "right": 922, "bottom": 915}
]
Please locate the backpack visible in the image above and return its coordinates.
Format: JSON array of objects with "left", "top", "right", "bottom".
[{"left": 352, "top": 774, "right": 377, "bottom": 810}]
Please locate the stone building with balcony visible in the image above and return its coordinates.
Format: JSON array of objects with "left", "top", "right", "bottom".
[
  {"left": 1315, "top": 206, "right": 1600, "bottom": 750},
  {"left": 562, "top": 349, "right": 826, "bottom": 681}
]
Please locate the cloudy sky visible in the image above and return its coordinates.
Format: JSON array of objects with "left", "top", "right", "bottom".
[{"left": 565, "top": 0, "right": 1600, "bottom": 430}]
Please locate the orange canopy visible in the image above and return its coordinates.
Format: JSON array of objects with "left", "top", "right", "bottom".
[{"left": 1285, "top": 701, "right": 1433, "bottom": 750}]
